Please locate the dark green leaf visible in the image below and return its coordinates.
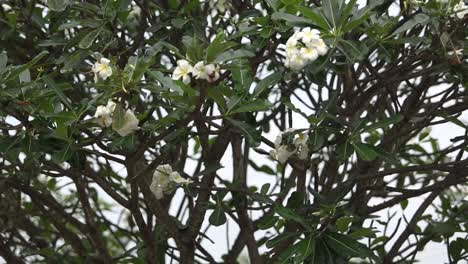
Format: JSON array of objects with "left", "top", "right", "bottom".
[
  {"left": 297, "top": 7, "right": 330, "bottom": 30},
  {"left": 209, "top": 207, "right": 226, "bottom": 226},
  {"left": 215, "top": 49, "right": 255, "bottom": 63},
  {"left": 43, "top": 75, "right": 76, "bottom": 117},
  {"left": 336, "top": 216, "right": 353, "bottom": 232},
  {"left": 206, "top": 32, "right": 238, "bottom": 62},
  {"left": 78, "top": 27, "right": 104, "bottom": 49},
  {"left": 229, "top": 99, "right": 272, "bottom": 114},
  {"left": 0, "top": 51, "right": 7, "bottom": 72},
  {"left": 5, "top": 50, "right": 49, "bottom": 82},
  {"left": 46, "top": 0, "right": 70, "bottom": 11},
  {"left": 271, "top": 12, "right": 315, "bottom": 25},
  {"left": 227, "top": 118, "right": 261, "bottom": 147},
  {"left": 257, "top": 213, "right": 279, "bottom": 230},
  {"left": 295, "top": 236, "right": 316, "bottom": 263},
  {"left": 325, "top": 232, "right": 376, "bottom": 259},
  {"left": 361, "top": 115, "right": 403, "bottom": 132},
  {"left": 252, "top": 71, "right": 282, "bottom": 98},
  {"left": 352, "top": 142, "right": 378, "bottom": 161},
  {"left": 392, "top": 13, "right": 430, "bottom": 36}
]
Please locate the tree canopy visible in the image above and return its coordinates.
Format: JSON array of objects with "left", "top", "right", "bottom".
[{"left": 0, "top": 0, "right": 467, "bottom": 263}]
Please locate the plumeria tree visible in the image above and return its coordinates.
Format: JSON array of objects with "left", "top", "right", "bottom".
[{"left": 1, "top": 0, "right": 468, "bottom": 263}]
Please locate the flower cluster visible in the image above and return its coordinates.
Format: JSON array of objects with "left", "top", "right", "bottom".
[
  {"left": 92, "top": 58, "right": 112, "bottom": 83},
  {"left": 209, "top": 0, "right": 230, "bottom": 13},
  {"left": 454, "top": 1, "right": 468, "bottom": 19},
  {"left": 93, "top": 100, "right": 140, "bottom": 136},
  {"left": 94, "top": 100, "right": 116, "bottom": 128},
  {"left": 270, "top": 129, "right": 309, "bottom": 164},
  {"left": 150, "top": 164, "right": 192, "bottom": 199},
  {"left": 284, "top": 28, "right": 328, "bottom": 70},
  {"left": 172, "top": 60, "right": 220, "bottom": 84}
]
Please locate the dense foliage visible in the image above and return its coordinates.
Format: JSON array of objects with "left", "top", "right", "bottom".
[{"left": 0, "top": 0, "right": 467, "bottom": 263}]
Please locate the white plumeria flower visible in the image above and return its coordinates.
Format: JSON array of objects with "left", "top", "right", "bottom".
[
  {"left": 454, "top": 1, "right": 468, "bottom": 19},
  {"left": 287, "top": 53, "right": 307, "bottom": 70},
  {"left": 170, "top": 171, "right": 192, "bottom": 185},
  {"left": 150, "top": 164, "right": 190, "bottom": 199},
  {"left": 297, "top": 144, "right": 309, "bottom": 160},
  {"left": 129, "top": 4, "right": 141, "bottom": 18},
  {"left": 448, "top": 49, "right": 463, "bottom": 57},
  {"left": 283, "top": 28, "right": 328, "bottom": 70},
  {"left": 150, "top": 164, "right": 173, "bottom": 199},
  {"left": 113, "top": 109, "right": 140, "bottom": 136},
  {"left": 294, "top": 133, "right": 309, "bottom": 147},
  {"left": 92, "top": 58, "right": 112, "bottom": 82},
  {"left": 274, "top": 134, "right": 283, "bottom": 148},
  {"left": 286, "top": 37, "right": 299, "bottom": 53},
  {"left": 270, "top": 145, "right": 295, "bottom": 164},
  {"left": 300, "top": 27, "right": 321, "bottom": 44},
  {"left": 209, "top": 0, "right": 228, "bottom": 12},
  {"left": 172, "top": 60, "right": 193, "bottom": 84},
  {"left": 94, "top": 100, "right": 116, "bottom": 127},
  {"left": 193, "top": 61, "right": 220, "bottom": 82},
  {"left": 294, "top": 133, "right": 309, "bottom": 160},
  {"left": 307, "top": 38, "right": 329, "bottom": 56},
  {"left": 301, "top": 47, "right": 319, "bottom": 62},
  {"left": 1, "top": 4, "right": 12, "bottom": 11}
]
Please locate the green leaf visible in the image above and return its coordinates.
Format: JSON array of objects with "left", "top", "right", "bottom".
[
  {"left": 322, "top": 0, "right": 339, "bottom": 28},
  {"left": 209, "top": 207, "right": 226, "bottom": 226},
  {"left": 343, "top": 13, "right": 370, "bottom": 32},
  {"left": 257, "top": 213, "right": 279, "bottom": 230},
  {"left": 43, "top": 76, "right": 76, "bottom": 117},
  {"left": 46, "top": 0, "right": 70, "bottom": 11},
  {"left": 261, "top": 183, "right": 270, "bottom": 195},
  {"left": 52, "top": 143, "right": 73, "bottom": 163},
  {"left": 324, "top": 232, "right": 376, "bottom": 259},
  {"left": 349, "top": 228, "right": 377, "bottom": 239},
  {"left": 252, "top": 71, "right": 282, "bottom": 98},
  {"left": 249, "top": 193, "right": 274, "bottom": 204},
  {"left": 266, "top": 232, "right": 299, "bottom": 249},
  {"left": 400, "top": 199, "right": 408, "bottom": 210},
  {"left": 206, "top": 32, "right": 238, "bottom": 62},
  {"left": 274, "top": 242, "right": 298, "bottom": 264},
  {"left": 339, "top": 0, "right": 358, "bottom": 27},
  {"left": 147, "top": 70, "right": 184, "bottom": 95},
  {"left": 275, "top": 206, "right": 308, "bottom": 229},
  {"left": 438, "top": 113, "right": 468, "bottom": 129},
  {"left": 295, "top": 236, "right": 316, "bottom": 263},
  {"left": 5, "top": 50, "right": 49, "bottom": 82},
  {"left": 286, "top": 191, "right": 304, "bottom": 209},
  {"left": 182, "top": 36, "right": 204, "bottom": 62},
  {"left": 79, "top": 27, "right": 104, "bottom": 49},
  {"left": 230, "top": 58, "right": 253, "bottom": 91},
  {"left": 336, "top": 216, "right": 353, "bottom": 232},
  {"left": 314, "top": 238, "right": 335, "bottom": 264},
  {"left": 0, "top": 51, "right": 7, "bottom": 72},
  {"left": 271, "top": 12, "right": 315, "bottom": 25},
  {"left": 336, "top": 141, "right": 353, "bottom": 160},
  {"left": 297, "top": 6, "right": 330, "bottom": 30},
  {"left": 226, "top": 118, "right": 261, "bottom": 147},
  {"left": 229, "top": 99, "right": 272, "bottom": 114},
  {"left": 361, "top": 115, "right": 403, "bottom": 132},
  {"left": 352, "top": 142, "right": 378, "bottom": 161},
  {"left": 214, "top": 49, "right": 255, "bottom": 63},
  {"left": 207, "top": 87, "right": 227, "bottom": 111},
  {"left": 193, "top": 164, "right": 223, "bottom": 177},
  {"left": 391, "top": 13, "right": 430, "bottom": 36}
]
